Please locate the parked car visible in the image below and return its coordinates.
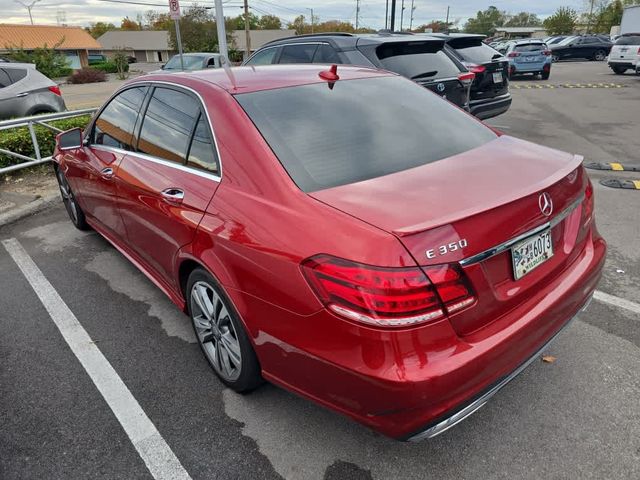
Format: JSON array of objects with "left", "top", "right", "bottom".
[
  {"left": 88, "top": 54, "right": 107, "bottom": 65},
  {"left": 243, "top": 33, "right": 475, "bottom": 111},
  {"left": 549, "top": 35, "right": 612, "bottom": 62},
  {"left": 0, "top": 63, "right": 66, "bottom": 120},
  {"left": 150, "top": 53, "right": 222, "bottom": 73},
  {"left": 504, "top": 40, "right": 552, "bottom": 79},
  {"left": 52, "top": 64, "right": 606, "bottom": 440},
  {"left": 607, "top": 33, "right": 640, "bottom": 74},
  {"left": 543, "top": 36, "right": 568, "bottom": 45},
  {"left": 429, "top": 33, "right": 511, "bottom": 119}
]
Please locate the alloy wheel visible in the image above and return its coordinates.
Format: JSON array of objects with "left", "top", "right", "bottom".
[
  {"left": 594, "top": 50, "right": 606, "bottom": 61},
  {"left": 190, "top": 281, "right": 242, "bottom": 381},
  {"left": 57, "top": 169, "right": 79, "bottom": 225}
]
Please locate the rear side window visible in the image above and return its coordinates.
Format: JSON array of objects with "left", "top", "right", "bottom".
[
  {"left": 93, "top": 86, "right": 147, "bottom": 150},
  {"left": 236, "top": 76, "right": 496, "bottom": 192},
  {"left": 137, "top": 87, "right": 200, "bottom": 164},
  {"left": 375, "top": 42, "right": 460, "bottom": 79},
  {"left": 514, "top": 43, "right": 545, "bottom": 52},
  {"left": 0, "top": 69, "right": 11, "bottom": 88},
  {"left": 279, "top": 44, "right": 318, "bottom": 64},
  {"left": 246, "top": 48, "right": 277, "bottom": 65},
  {"left": 187, "top": 114, "right": 218, "bottom": 174},
  {"left": 313, "top": 44, "right": 341, "bottom": 63},
  {"left": 5, "top": 68, "right": 27, "bottom": 84},
  {"left": 616, "top": 36, "right": 640, "bottom": 45}
]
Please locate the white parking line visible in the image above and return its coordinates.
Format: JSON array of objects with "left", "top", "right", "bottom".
[
  {"left": 594, "top": 290, "right": 640, "bottom": 317},
  {"left": 2, "top": 238, "right": 192, "bottom": 480}
]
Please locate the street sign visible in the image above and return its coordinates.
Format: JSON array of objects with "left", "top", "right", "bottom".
[{"left": 168, "top": 0, "right": 181, "bottom": 20}]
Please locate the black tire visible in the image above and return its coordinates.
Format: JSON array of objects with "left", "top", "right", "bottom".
[
  {"left": 593, "top": 50, "right": 606, "bottom": 61},
  {"left": 54, "top": 165, "right": 90, "bottom": 230},
  {"left": 611, "top": 66, "right": 627, "bottom": 75},
  {"left": 541, "top": 70, "right": 550, "bottom": 80},
  {"left": 552, "top": 55, "right": 560, "bottom": 63},
  {"left": 186, "top": 268, "right": 262, "bottom": 393}
]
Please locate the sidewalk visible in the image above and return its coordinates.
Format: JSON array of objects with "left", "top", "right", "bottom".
[{"left": 0, "top": 169, "right": 59, "bottom": 226}]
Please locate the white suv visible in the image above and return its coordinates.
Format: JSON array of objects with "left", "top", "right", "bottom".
[{"left": 608, "top": 34, "right": 640, "bottom": 74}]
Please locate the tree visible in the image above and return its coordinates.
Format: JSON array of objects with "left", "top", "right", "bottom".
[
  {"left": 463, "top": 6, "right": 505, "bottom": 35},
  {"left": 412, "top": 21, "right": 450, "bottom": 33},
  {"left": 288, "top": 15, "right": 309, "bottom": 35},
  {"left": 543, "top": 7, "right": 578, "bottom": 35},
  {"left": 85, "top": 22, "right": 116, "bottom": 39},
  {"left": 258, "top": 14, "right": 282, "bottom": 30},
  {"left": 120, "top": 17, "right": 142, "bottom": 31},
  {"left": 144, "top": 10, "right": 173, "bottom": 31},
  {"left": 228, "top": 12, "right": 260, "bottom": 30},
  {"left": 168, "top": 6, "right": 220, "bottom": 53},
  {"left": 504, "top": 12, "right": 541, "bottom": 27}
]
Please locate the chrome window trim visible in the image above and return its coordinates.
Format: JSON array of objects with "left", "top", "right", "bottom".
[
  {"left": 459, "top": 193, "right": 585, "bottom": 267},
  {"left": 245, "top": 42, "right": 334, "bottom": 65},
  {"left": 87, "top": 80, "right": 223, "bottom": 181},
  {"left": 90, "top": 144, "right": 221, "bottom": 182}
]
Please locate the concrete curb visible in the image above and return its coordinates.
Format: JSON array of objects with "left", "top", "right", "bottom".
[{"left": 0, "top": 193, "right": 59, "bottom": 227}]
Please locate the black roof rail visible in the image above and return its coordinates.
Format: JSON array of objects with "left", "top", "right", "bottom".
[{"left": 262, "top": 32, "right": 355, "bottom": 46}]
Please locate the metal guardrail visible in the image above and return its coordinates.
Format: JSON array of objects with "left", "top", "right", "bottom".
[{"left": 0, "top": 108, "right": 97, "bottom": 175}]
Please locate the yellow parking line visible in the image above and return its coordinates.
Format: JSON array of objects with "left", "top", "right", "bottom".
[
  {"left": 634, "top": 180, "right": 640, "bottom": 190},
  {"left": 610, "top": 163, "right": 624, "bottom": 171}
]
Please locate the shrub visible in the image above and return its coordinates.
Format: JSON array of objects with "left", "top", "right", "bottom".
[
  {"left": 67, "top": 68, "right": 107, "bottom": 84},
  {"left": 90, "top": 61, "right": 129, "bottom": 74},
  {"left": 5, "top": 41, "right": 72, "bottom": 78},
  {"left": 0, "top": 115, "right": 92, "bottom": 170},
  {"left": 112, "top": 49, "right": 130, "bottom": 80}
]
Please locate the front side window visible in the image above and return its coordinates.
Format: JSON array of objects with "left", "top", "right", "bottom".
[
  {"left": 93, "top": 86, "right": 147, "bottom": 150},
  {"left": 245, "top": 48, "right": 277, "bottom": 66},
  {"left": 236, "top": 76, "right": 496, "bottom": 192},
  {"left": 137, "top": 87, "right": 200, "bottom": 164},
  {"left": 279, "top": 44, "right": 318, "bottom": 64}
]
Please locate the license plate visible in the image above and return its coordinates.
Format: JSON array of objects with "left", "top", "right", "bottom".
[
  {"left": 511, "top": 229, "right": 553, "bottom": 280},
  {"left": 492, "top": 72, "right": 503, "bottom": 83},
  {"left": 620, "top": 48, "right": 628, "bottom": 52}
]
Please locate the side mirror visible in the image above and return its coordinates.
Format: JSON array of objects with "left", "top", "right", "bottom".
[{"left": 57, "top": 128, "right": 83, "bottom": 151}]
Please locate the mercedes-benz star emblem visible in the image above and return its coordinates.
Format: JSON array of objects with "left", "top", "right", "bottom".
[
  {"left": 436, "top": 83, "right": 445, "bottom": 93},
  {"left": 539, "top": 192, "right": 553, "bottom": 217}
]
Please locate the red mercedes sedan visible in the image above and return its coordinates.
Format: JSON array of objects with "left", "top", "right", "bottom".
[{"left": 52, "top": 64, "right": 606, "bottom": 441}]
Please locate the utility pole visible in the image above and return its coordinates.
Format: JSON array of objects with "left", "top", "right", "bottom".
[
  {"left": 385, "top": 0, "right": 389, "bottom": 30},
  {"left": 214, "top": 0, "right": 228, "bottom": 61},
  {"left": 409, "top": 0, "right": 415, "bottom": 31},
  {"left": 445, "top": 6, "right": 450, "bottom": 33},
  {"left": 355, "top": 0, "right": 360, "bottom": 31},
  {"left": 587, "top": 0, "right": 595, "bottom": 34},
  {"left": 15, "top": 0, "right": 41, "bottom": 25},
  {"left": 308, "top": 8, "right": 314, "bottom": 33},
  {"left": 400, "top": 0, "right": 405, "bottom": 31},
  {"left": 390, "top": 0, "right": 396, "bottom": 31},
  {"left": 243, "top": 0, "right": 251, "bottom": 58}
]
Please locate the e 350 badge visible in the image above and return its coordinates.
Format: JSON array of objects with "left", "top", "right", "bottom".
[{"left": 426, "top": 239, "right": 468, "bottom": 259}]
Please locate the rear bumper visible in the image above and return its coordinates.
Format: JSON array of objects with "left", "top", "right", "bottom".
[
  {"left": 236, "top": 230, "right": 606, "bottom": 440},
  {"left": 608, "top": 60, "right": 637, "bottom": 68},
  {"left": 470, "top": 93, "right": 512, "bottom": 120},
  {"left": 510, "top": 62, "right": 550, "bottom": 73}
]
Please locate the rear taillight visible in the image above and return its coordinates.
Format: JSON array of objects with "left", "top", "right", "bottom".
[
  {"left": 508, "top": 52, "right": 520, "bottom": 58},
  {"left": 301, "top": 255, "right": 475, "bottom": 328},
  {"left": 457, "top": 72, "right": 475, "bottom": 85},
  {"left": 637, "top": 47, "right": 640, "bottom": 55},
  {"left": 583, "top": 178, "right": 594, "bottom": 227},
  {"left": 48, "top": 85, "right": 62, "bottom": 96},
  {"left": 543, "top": 50, "right": 552, "bottom": 56},
  {"left": 463, "top": 62, "right": 486, "bottom": 74}
]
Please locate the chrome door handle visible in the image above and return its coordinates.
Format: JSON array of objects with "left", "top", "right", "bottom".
[
  {"left": 101, "top": 167, "right": 114, "bottom": 179},
  {"left": 161, "top": 188, "right": 185, "bottom": 203},
  {"left": 15, "top": 92, "right": 29, "bottom": 98}
]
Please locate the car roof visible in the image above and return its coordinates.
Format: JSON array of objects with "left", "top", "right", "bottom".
[
  {"left": 134, "top": 64, "right": 397, "bottom": 94},
  {"left": 261, "top": 32, "right": 445, "bottom": 49}
]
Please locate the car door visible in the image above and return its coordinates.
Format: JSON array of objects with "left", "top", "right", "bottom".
[
  {"left": 65, "top": 85, "right": 148, "bottom": 239},
  {"left": 0, "top": 67, "right": 28, "bottom": 118},
  {"left": 116, "top": 85, "right": 220, "bottom": 289},
  {"left": 579, "top": 38, "right": 597, "bottom": 59}
]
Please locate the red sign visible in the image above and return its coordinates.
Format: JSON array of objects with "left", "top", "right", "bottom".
[{"left": 168, "top": 0, "right": 181, "bottom": 19}]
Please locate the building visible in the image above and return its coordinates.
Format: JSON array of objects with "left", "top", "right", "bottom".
[
  {"left": 494, "top": 27, "right": 547, "bottom": 39},
  {"left": 97, "top": 30, "right": 175, "bottom": 63},
  {"left": 0, "top": 24, "right": 101, "bottom": 68},
  {"left": 231, "top": 29, "right": 297, "bottom": 53}
]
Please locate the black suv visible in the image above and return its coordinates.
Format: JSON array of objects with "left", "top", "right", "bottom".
[
  {"left": 549, "top": 35, "right": 612, "bottom": 62},
  {"left": 428, "top": 33, "right": 511, "bottom": 119},
  {"left": 243, "top": 33, "right": 474, "bottom": 111}
]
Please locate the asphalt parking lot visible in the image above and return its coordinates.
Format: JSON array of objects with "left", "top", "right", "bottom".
[{"left": 1, "top": 61, "right": 639, "bottom": 480}]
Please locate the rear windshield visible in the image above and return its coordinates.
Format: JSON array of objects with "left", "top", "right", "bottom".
[
  {"left": 514, "top": 43, "right": 546, "bottom": 52},
  {"left": 449, "top": 39, "right": 503, "bottom": 63},
  {"left": 235, "top": 76, "right": 496, "bottom": 192},
  {"left": 616, "top": 35, "right": 640, "bottom": 45},
  {"left": 374, "top": 42, "right": 460, "bottom": 79},
  {"left": 164, "top": 55, "right": 204, "bottom": 70}
]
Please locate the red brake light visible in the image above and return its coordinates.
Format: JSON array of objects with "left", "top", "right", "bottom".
[
  {"left": 542, "top": 50, "right": 552, "bottom": 56},
  {"left": 301, "top": 255, "right": 475, "bottom": 327},
  {"left": 48, "top": 85, "right": 62, "bottom": 96},
  {"left": 463, "top": 62, "right": 486, "bottom": 74},
  {"left": 583, "top": 178, "right": 594, "bottom": 226},
  {"left": 457, "top": 72, "right": 475, "bottom": 84},
  {"left": 507, "top": 52, "right": 520, "bottom": 58}
]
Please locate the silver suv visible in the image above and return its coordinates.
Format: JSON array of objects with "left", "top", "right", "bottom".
[{"left": 0, "top": 63, "right": 66, "bottom": 120}]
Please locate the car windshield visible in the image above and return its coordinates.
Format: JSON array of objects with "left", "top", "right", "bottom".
[
  {"left": 164, "top": 55, "right": 205, "bottom": 70},
  {"left": 556, "top": 36, "right": 576, "bottom": 46},
  {"left": 616, "top": 35, "right": 640, "bottom": 45},
  {"left": 514, "top": 43, "right": 545, "bottom": 52},
  {"left": 448, "top": 38, "right": 503, "bottom": 62},
  {"left": 374, "top": 42, "right": 461, "bottom": 79},
  {"left": 235, "top": 76, "right": 497, "bottom": 192}
]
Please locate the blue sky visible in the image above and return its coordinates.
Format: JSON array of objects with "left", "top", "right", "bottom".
[{"left": 3, "top": 0, "right": 586, "bottom": 29}]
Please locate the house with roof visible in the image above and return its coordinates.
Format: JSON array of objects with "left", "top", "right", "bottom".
[
  {"left": 0, "top": 24, "right": 101, "bottom": 69},
  {"left": 97, "top": 30, "right": 175, "bottom": 63},
  {"left": 493, "top": 27, "right": 547, "bottom": 39}
]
